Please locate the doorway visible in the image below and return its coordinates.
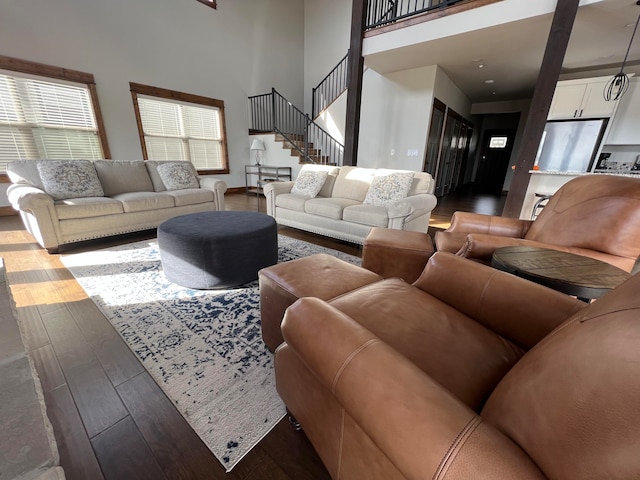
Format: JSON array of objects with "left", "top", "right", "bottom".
[{"left": 475, "top": 129, "right": 516, "bottom": 194}]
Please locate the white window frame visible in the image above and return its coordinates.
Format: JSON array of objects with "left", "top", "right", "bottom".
[
  {"left": 0, "top": 55, "right": 109, "bottom": 181},
  {"left": 130, "top": 82, "right": 229, "bottom": 174}
]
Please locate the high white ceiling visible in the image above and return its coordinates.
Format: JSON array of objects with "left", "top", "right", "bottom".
[{"left": 363, "top": 0, "right": 640, "bottom": 103}]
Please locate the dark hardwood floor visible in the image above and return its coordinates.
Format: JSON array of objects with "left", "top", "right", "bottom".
[{"left": 0, "top": 187, "right": 503, "bottom": 480}]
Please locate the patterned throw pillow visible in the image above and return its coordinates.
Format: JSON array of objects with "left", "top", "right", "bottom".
[
  {"left": 363, "top": 171, "right": 415, "bottom": 206},
  {"left": 156, "top": 162, "right": 200, "bottom": 190},
  {"left": 291, "top": 170, "right": 329, "bottom": 198},
  {"left": 37, "top": 160, "right": 104, "bottom": 200}
]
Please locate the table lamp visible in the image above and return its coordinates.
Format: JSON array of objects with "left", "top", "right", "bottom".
[{"left": 250, "top": 139, "right": 265, "bottom": 166}]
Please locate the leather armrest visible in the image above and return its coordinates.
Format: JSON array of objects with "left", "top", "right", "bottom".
[
  {"left": 280, "top": 297, "right": 546, "bottom": 480},
  {"left": 414, "top": 253, "right": 586, "bottom": 350},
  {"left": 447, "top": 211, "right": 532, "bottom": 237},
  {"left": 456, "top": 233, "right": 536, "bottom": 260},
  {"left": 434, "top": 230, "right": 469, "bottom": 254}
]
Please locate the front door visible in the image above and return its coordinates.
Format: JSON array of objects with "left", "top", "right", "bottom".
[{"left": 476, "top": 129, "right": 516, "bottom": 194}]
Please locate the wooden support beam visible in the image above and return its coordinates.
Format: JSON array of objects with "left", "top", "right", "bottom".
[
  {"left": 502, "top": 0, "right": 580, "bottom": 217},
  {"left": 343, "top": 0, "right": 367, "bottom": 166}
]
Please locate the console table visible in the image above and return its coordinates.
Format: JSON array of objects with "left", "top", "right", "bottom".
[
  {"left": 491, "top": 246, "right": 630, "bottom": 302},
  {"left": 245, "top": 165, "right": 292, "bottom": 196}
]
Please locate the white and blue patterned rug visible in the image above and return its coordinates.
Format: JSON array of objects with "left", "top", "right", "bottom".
[{"left": 60, "top": 234, "right": 360, "bottom": 471}]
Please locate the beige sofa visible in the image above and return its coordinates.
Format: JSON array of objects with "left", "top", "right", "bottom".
[
  {"left": 7, "top": 159, "right": 227, "bottom": 253},
  {"left": 264, "top": 165, "right": 437, "bottom": 244}
]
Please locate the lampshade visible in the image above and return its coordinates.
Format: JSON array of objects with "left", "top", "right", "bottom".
[{"left": 250, "top": 139, "right": 265, "bottom": 151}]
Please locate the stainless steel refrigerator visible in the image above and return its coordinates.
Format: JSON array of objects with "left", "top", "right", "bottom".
[{"left": 534, "top": 119, "right": 608, "bottom": 173}]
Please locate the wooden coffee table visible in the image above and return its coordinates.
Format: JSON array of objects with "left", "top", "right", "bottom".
[{"left": 492, "top": 246, "right": 630, "bottom": 301}]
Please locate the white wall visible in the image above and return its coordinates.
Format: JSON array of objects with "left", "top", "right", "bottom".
[
  {"left": 434, "top": 67, "right": 472, "bottom": 119},
  {"left": 356, "top": 65, "right": 435, "bottom": 170},
  {"left": 0, "top": 0, "right": 305, "bottom": 193},
  {"left": 303, "top": 0, "right": 352, "bottom": 115},
  {"left": 356, "top": 64, "right": 472, "bottom": 173}
]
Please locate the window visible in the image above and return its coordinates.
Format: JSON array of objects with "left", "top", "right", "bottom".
[
  {"left": 130, "top": 83, "right": 229, "bottom": 174},
  {"left": 0, "top": 55, "right": 109, "bottom": 178},
  {"left": 489, "top": 136, "right": 508, "bottom": 149}
]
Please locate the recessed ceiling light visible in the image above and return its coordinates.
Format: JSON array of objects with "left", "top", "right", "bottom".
[
  {"left": 478, "top": 64, "right": 485, "bottom": 69},
  {"left": 484, "top": 79, "right": 495, "bottom": 84}
]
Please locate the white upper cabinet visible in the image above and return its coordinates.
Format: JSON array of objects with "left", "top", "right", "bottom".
[
  {"left": 605, "top": 80, "right": 640, "bottom": 145},
  {"left": 548, "top": 78, "right": 618, "bottom": 120}
]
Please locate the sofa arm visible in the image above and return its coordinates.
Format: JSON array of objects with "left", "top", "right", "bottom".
[
  {"left": 387, "top": 193, "right": 437, "bottom": 230},
  {"left": 413, "top": 253, "right": 586, "bottom": 350},
  {"left": 7, "top": 184, "right": 55, "bottom": 211},
  {"left": 263, "top": 180, "right": 294, "bottom": 216},
  {"left": 198, "top": 176, "right": 227, "bottom": 211},
  {"left": 447, "top": 211, "right": 532, "bottom": 237},
  {"left": 7, "top": 184, "right": 62, "bottom": 251},
  {"left": 279, "top": 298, "right": 545, "bottom": 480}
]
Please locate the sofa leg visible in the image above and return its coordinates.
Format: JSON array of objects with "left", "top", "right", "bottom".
[
  {"left": 287, "top": 411, "right": 302, "bottom": 432},
  {"left": 46, "top": 247, "right": 59, "bottom": 254}
]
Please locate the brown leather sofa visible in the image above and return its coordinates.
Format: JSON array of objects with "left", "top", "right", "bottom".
[
  {"left": 275, "top": 252, "right": 640, "bottom": 479},
  {"left": 435, "top": 174, "right": 640, "bottom": 272}
]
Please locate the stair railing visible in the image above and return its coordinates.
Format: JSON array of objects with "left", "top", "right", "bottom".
[
  {"left": 312, "top": 51, "right": 349, "bottom": 119},
  {"left": 248, "top": 89, "right": 343, "bottom": 166},
  {"left": 366, "top": 0, "right": 466, "bottom": 29}
]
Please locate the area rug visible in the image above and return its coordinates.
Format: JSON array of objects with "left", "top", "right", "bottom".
[{"left": 60, "top": 235, "right": 360, "bottom": 471}]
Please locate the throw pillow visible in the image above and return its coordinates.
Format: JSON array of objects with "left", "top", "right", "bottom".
[
  {"left": 363, "top": 171, "right": 415, "bottom": 206},
  {"left": 37, "top": 160, "right": 104, "bottom": 201},
  {"left": 291, "top": 170, "right": 329, "bottom": 198},
  {"left": 156, "top": 162, "right": 200, "bottom": 190}
]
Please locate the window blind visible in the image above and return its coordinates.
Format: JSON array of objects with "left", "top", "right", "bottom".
[
  {"left": 0, "top": 72, "right": 104, "bottom": 172},
  {"left": 137, "top": 95, "right": 223, "bottom": 170}
]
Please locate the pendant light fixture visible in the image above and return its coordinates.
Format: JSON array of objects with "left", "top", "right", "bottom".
[{"left": 604, "top": 0, "right": 640, "bottom": 101}]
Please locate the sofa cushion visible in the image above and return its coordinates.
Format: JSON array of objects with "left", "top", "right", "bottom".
[
  {"left": 275, "top": 193, "right": 308, "bottom": 212},
  {"left": 94, "top": 160, "right": 154, "bottom": 196},
  {"left": 342, "top": 204, "right": 389, "bottom": 227},
  {"left": 305, "top": 197, "right": 360, "bottom": 220},
  {"left": 54, "top": 197, "right": 125, "bottom": 220},
  {"left": 111, "top": 191, "right": 175, "bottom": 213},
  {"left": 331, "top": 166, "right": 376, "bottom": 202},
  {"left": 160, "top": 188, "right": 214, "bottom": 207},
  {"left": 364, "top": 171, "right": 415, "bottom": 206},
  {"left": 157, "top": 162, "right": 200, "bottom": 190},
  {"left": 37, "top": 160, "right": 104, "bottom": 200},
  {"left": 6, "top": 160, "right": 44, "bottom": 189},
  {"left": 145, "top": 161, "right": 198, "bottom": 192},
  {"left": 291, "top": 170, "right": 329, "bottom": 198},
  {"left": 375, "top": 169, "right": 432, "bottom": 196}
]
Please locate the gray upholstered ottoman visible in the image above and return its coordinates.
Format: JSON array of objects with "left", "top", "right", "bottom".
[{"left": 158, "top": 211, "right": 278, "bottom": 289}]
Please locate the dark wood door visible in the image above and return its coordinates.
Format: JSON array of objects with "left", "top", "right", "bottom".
[{"left": 476, "top": 129, "right": 516, "bottom": 194}]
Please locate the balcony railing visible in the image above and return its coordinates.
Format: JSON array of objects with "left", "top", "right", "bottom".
[
  {"left": 312, "top": 52, "right": 349, "bottom": 119},
  {"left": 366, "top": 0, "right": 467, "bottom": 29}
]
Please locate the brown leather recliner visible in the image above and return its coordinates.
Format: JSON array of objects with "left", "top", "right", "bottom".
[
  {"left": 435, "top": 174, "right": 640, "bottom": 272},
  {"left": 275, "top": 252, "right": 640, "bottom": 479}
]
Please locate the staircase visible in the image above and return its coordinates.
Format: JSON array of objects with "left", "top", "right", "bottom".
[
  {"left": 275, "top": 133, "right": 329, "bottom": 164},
  {"left": 248, "top": 88, "right": 343, "bottom": 166}
]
